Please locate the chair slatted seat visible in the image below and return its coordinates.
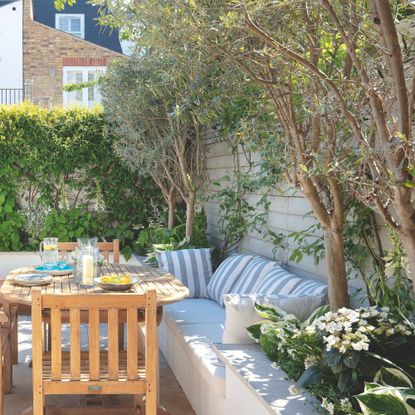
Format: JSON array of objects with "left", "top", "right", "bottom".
[{"left": 31, "top": 289, "right": 158, "bottom": 415}]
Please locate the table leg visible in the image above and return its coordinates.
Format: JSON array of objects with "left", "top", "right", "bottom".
[{"left": 12, "top": 306, "right": 18, "bottom": 364}]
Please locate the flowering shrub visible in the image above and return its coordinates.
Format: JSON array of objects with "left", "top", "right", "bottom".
[{"left": 250, "top": 304, "right": 415, "bottom": 414}]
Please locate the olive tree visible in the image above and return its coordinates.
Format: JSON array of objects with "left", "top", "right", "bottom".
[
  {"left": 101, "top": 54, "right": 205, "bottom": 236},
  {"left": 230, "top": 0, "right": 415, "bottom": 290}
]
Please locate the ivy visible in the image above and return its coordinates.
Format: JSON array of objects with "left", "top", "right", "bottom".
[{"left": 0, "top": 103, "right": 163, "bottom": 253}]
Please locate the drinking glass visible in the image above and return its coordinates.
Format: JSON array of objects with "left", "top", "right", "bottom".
[
  {"left": 39, "top": 237, "right": 59, "bottom": 269},
  {"left": 58, "top": 252, "right": 68, "bottom": 270}
]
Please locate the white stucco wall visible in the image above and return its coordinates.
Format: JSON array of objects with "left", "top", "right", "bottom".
[{"left": 0, "top": 0, "right": 23, "bottom": 90}]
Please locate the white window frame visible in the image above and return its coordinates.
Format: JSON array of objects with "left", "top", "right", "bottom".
[
  {"left": 63, "top": 66, "right": 106, "bottom": 107},
  {"left": 55, "top": 13, "right": 85, "bottom": 39}
]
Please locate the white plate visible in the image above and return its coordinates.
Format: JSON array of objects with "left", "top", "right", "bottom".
[{"left": 13, "top": 273, "right": 53, "bottom": 287}]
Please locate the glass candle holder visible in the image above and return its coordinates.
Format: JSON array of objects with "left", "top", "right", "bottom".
[{"left": 77, "top": 247, "right": 97, "bottom": 288}]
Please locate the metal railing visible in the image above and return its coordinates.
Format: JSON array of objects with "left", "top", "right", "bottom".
[{"left": 0, "top": 88, "right": 24, "bottom": 105}]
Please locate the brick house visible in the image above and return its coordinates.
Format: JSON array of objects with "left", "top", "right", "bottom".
[{"left": 0, "top": 0, "right": 126, "bottom": 107}]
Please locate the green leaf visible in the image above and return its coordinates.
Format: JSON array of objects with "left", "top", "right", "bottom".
[
  {"left": 246, "top": 323, "right": 261, "bottom": 340},
  {"left": 355, "top": 385, "right": 412, "bottom": 415},
  {"left": 323, "top": 349, "right": 343, "bottom": 373},
  {"left": 297, "top": 366, "right": 323, "bottom": 387},
  {"left": 254, "top": 303, "right": 284, "bottom": 321},
  {"left": 121, "top": 245, "right": 133, "bottom": 261},
  {"left": 344, "top": 353, "right": 360, "bottom": 369},
  {"left": 375, "top": 367, "right": 414, "bottom": 388}
]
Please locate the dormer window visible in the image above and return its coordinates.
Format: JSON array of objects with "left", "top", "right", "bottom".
[{"left": 55, "top": 14, "right": 85, "bottom": 39}]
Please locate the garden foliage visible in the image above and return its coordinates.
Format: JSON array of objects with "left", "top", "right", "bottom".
[
  {"left": 250, "top": 304, "right": 415, "bottom": 414},
  {"left": 0, "top": 103, "right": 162, "bottom": 254}
]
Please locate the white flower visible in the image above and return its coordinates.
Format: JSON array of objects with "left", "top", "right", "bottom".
[
  {"left": 304, "top": 355, "right": 319, "bottom": 369},
  {"left": 305, "top": 325, "right": 316, "bottom": 335},
  {"left": 321, "top": 398, "right": 335, "bottom": 415},
  {"left": 340, "top": 398, "right": 353, "bottom": 412},
  {"left": 386, "top": 328, "right": 395, "bottom": 336},
  {"left": 339, "top": 345, "right": 347, "bottom": 354}
]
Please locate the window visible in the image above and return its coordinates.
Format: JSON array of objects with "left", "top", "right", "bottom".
[
  {"left": 63, "top": 67, "right": 106, "bottom": 108},
  {"left": 55, "top": 14, "right": 85, "bottom": 39}
]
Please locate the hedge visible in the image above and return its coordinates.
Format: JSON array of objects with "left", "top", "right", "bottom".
[{"left": 0, "top": 103, "right": 162, "bottom": 254}]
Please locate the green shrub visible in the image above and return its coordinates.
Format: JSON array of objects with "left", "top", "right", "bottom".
[
  {"left": 250, "top": 305, "right": 415, "bottom": 414},
  {"left": 0, "top": 103, "right": 163, "bottom": 252},
  {"left": 134, "top": 210, "right": 211, "bottom": 264}
]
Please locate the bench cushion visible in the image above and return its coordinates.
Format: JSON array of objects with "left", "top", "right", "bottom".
[
  {"left": 207, "top": 254, "right": 254, "bottom": 306},
  {"left": 156, "top": 248, "right": 213, "bottom": 298},
  {"left": 231, "top": 256, "right": 278, "bottom": 295},
  {"left": 163, "top": 299, "right": 226, "bottom": 326}
]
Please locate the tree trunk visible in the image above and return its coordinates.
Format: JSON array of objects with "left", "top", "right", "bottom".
[
  {"left": 323, "top": 227, "right": 349, "bottom": 310},
  {"left": 399, "top": 230, "right": 415, "bottom": 291},
  {"left": 185, "top": 190, "right": 196, "bottom": 238},
  {"left": 167, "top": 190, "right": 176, "bottom": 230}
]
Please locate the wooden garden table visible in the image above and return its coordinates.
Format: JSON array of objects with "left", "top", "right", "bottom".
[
  {"left": 0, "top": 263, "right": 189, "bottom": 414},
  {"left": 0, "top": 263, "right": 189, "bottom": 307}
]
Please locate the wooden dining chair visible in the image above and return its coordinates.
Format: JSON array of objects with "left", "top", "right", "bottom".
[
  {"left": 58, "top": 239, "right": 120, "bottom": 264},
  {"left": 12, "top": 239, "right": 121, "bottom": 365},
  {"left": 31, "top": 288, "right": 158, "bottom": 415}
]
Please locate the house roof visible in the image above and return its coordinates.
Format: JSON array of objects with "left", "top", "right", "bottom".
[
  {"left": 0, "top": 0, "right": 19, "bottom": 7},
  {"left": 32, "top": 0, "right": 123, "bottom": 54}
]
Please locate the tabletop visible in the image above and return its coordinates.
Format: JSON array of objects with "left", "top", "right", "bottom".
[{"left": 0, "top": 263, "right": 189, "bottom": 306}]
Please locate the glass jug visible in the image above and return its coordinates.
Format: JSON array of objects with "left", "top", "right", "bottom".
[{"left": 39, "top": 237, "right": 59, "bottom": 269}]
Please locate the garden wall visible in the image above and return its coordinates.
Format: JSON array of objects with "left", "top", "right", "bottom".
[{"left": 201, "top": 135, "right": 389, "bottom": 296}]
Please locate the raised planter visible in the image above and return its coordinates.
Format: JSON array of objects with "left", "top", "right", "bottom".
[{"left": 214, "top": 344, "right": 321, "bottom": 415}]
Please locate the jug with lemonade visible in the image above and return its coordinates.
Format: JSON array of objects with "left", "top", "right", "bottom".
[{"left": 39, "top": 237, "right": 59, "bottom": 269}]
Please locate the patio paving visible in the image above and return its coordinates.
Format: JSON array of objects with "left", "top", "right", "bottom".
[{"left": 5, "top": 317, "right": 195, "bottom": 415}]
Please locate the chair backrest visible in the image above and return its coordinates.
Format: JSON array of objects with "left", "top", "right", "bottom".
[
  {"left": 58, "top": 239, "right": 120, "bottom": 263},
  {"left": 31, "top": 288, "right": 157, "bottom": 402}
]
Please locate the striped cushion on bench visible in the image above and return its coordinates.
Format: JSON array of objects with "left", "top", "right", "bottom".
[
  {"left": 250, "top": 265, "right": 303, "bottom": 296},
  {"left": 207, "top": 254, "right": 254, "bottom": 306},
  {"left": 289, "top": 279, "right": 328, "bottom": 296},
  {"left": 156, "top": 248, "right": 213, "bottom": 298},
  {"left": 231, "top": 256, "right": 278, "bottom": 295}
]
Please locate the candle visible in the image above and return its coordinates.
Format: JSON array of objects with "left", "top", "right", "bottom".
[{"left": 82, "top": 254, "right": 94, "bottom": 286}]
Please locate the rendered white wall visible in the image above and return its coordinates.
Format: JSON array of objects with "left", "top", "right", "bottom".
[
  {"left": 0, "top": 0, "right": 23, "bottom": 89},
  {"left": 201, "top": 137, "right": 388, "bottom": 299}
]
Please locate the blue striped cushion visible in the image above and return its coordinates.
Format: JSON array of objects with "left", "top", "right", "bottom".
[
  {"left": 289, "top": 279, "right": 328, "bottom": 296},
  {"left": 231, "top": 257, "right": 278, "bottom": 294},
  {"left": 207, "top": 254, "right": 254, "bottom": 306},
  {"left": 251, "top": 265, "right": 303, "bottom": 295},
  {"left": 156, "top": 248, "right": 213, "bottom": 298}
]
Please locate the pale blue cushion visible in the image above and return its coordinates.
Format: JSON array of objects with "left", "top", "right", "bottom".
[
  {"left": 231, "top": 256, "right": 278, "bottom": 294},
  {"left": 207, "top": 253, "right": 254, "bottom": 306},
  {"left": 156, "top": 248, "right": 213, "bottom": 298}
]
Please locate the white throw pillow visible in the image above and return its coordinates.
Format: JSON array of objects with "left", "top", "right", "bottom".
[{"left": 222, "top": 293, "right": 327, "bottom": 344}]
